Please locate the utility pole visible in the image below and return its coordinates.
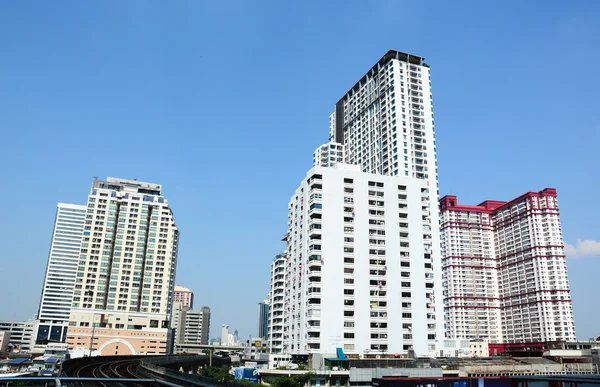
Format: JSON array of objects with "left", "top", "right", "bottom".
[{"left": 89, "top": 322, "right": 96, "bottom": 357}]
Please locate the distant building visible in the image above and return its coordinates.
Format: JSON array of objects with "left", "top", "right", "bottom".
[
  {"left": 174, "top": 285, "right": 194, "bottom": 309},
  {"left": 440, "top": 189, "right": 576, "bottom": 344},
  {"left": 221, "top": 325, "right": 229, "bottom": 346},
  {"left": 172, "top": 302, "right": 210, "bottom": 347},
  {"left": 220, "top": 324, "right": 239, "bottom": 346},
  {"left": 35, "top": 203, "right": 86, "bottom": 344},
  {"left": 0, "top": 320, "right": 37, "bottom": 352},
  {"left": 257, "top": 300, "right": 269, "bottom": 339}
]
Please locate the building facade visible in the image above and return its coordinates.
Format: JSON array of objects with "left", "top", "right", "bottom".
[
  {"left": 258, "top": 300, "right": 269, "bottom": 340},
  {"left": 440, "top": 189, "right": 576, "bottom": 344},
  {"left": 274, "top": 49, "right": 443, "bottom": 356},
  {"left": 313, "top": 143, "right": 345, "bottom": 168},
  {"left": 66, "top": 177, "right": 180, "bottom": 356},
  {"left": 36, "top": 203, "right": 86, "bottom": 344},
  {"left": 172, "top": 302, "right": 210, "bottom": 347},
  {"left": 283, "top": 163, "right": 441, "bottom": 356},
  {"left": 268, "top": 254, "right": 286, "bottom": 353},
  {"left": 0, "top": 320, "right": 37, "bottom": 352},
  {"left": 174, "top": 285, "right": 194, "bottom": 309}
]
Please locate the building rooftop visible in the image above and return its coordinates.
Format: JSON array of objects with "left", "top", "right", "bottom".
[
  {"left": 92, "top": 177, "right": 163, "bottom": 195},
  {"left": 440, "top": 188, "right": 558, "bottom": 214},
  {"left": 338, "top": 49, "right": 428, "bottom": 104}
]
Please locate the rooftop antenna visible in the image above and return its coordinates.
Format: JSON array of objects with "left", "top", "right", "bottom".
[{"left": 93, "top": 176, "right": 98, "bottom": 180}]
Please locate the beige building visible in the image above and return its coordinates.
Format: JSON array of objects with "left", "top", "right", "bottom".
[
  {"left": 174, "top": 285, "right": 194, "bottom": 309},
  {"left": 470, "top": 340, "right": 490, "bottom": 357},
  {"left": 66, "top": 177, "right": 179, "bottom": 357}
]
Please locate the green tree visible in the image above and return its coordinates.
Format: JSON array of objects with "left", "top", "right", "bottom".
[
  {"left": 268, "top": 373, "right": 313, "bottom": 387},
  {"left": 204, "top": 365, "right": 234, "bottom": 382}
]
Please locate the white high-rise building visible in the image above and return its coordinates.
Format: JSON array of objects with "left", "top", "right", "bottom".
[
  {"left": 440, "top": 189, "right": 576, "bottom": 344},
  {"left": 276, "top": 50, "right": 442, "bottom": 356},
  {"left": 66, "top": 177, "right": 179, "bottom": 356},
  {"left": 36, "top": 203, "right": 86, "bottom": 344},
  {"left": 267, "top": 254, "right": 286, "bottom": 353},
  {"left": 283, "top": 163, "right": 440, "bottom": 356},
  {"left": 329, "top": 50, "right": 437, "bottom": 186}
]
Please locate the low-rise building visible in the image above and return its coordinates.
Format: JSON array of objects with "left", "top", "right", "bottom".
[
  {"left": 0, "top": 320, "right": 37, "bottom": 352},
  {"left": 244, "top": 338, "right": 270, "bottom": 364},
  {"left": 470, "top": 340, "right": 489, "bottom": 357},
  {"left": 30, "top": 343, "right": 70, "bottom": 376}
]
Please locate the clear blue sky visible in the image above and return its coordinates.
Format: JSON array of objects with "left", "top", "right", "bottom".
[{"left": 1, "top": 0, "right": 599, "bottom": 341}]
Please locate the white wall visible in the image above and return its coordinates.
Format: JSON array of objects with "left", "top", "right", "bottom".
[{"left": 285, "top": 164, "right": 442, "bottom": 356}]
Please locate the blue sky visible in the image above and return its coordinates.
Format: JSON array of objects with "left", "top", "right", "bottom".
[{"left": 1, "top": 0, "right": 599, "bottom": 341}]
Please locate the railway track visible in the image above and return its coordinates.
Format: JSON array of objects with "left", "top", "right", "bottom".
[{"left": 68, "top": 358, "right": 156, "bottom": 386}]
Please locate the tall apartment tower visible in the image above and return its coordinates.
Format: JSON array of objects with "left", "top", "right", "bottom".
[
  {"left": 257, "top": 300, "right": 269, "bottom": 340},
  {"left": 174, "top": 285, "right": 194, "bottom": 309},
  {"left": 327, "top": 50, "right": 442, "bottom": 352},
  {"left": 329, "top": 50, "right": 437, "bottom": 185},
  {"left": 440, "top": 189, "right": 576, "bottom": 343},
  {"left": 267, "top": 254, "right": 286, "bottom": 353},
  {"left": 283, "top": 162, "right": 440, "bottom": 356},
  {"left": 66, "top": 177, "right": 179, "bottom": 356},
  {"left": 36, "top": 203, "right": 86, "bottom": 344},
  {"left": 277, "top": 50, "right": 441, "bottom": 356}
]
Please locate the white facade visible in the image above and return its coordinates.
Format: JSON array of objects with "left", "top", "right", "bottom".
[
  {"left": 313, "top": 142, "right": 345, "bottom": 168},
  {"left": 219, "top": 325, "right": 239, "bottom": 347},
  {"left": 268, "top": 254, "right": 286, "bottom": 353},
  {"left": 440, "top": 189, "right": 576, "bottom": 344},
  {"left": 329, "top": 50, "right": 437, "bottom": 185},
  {"left": 36, "top": 203, "right": 86, "bottom": 344},
  {"left": 66, "top": 177, "right": 180, "bottom": 354},
  {"left": 283, "top": 164, "right": 441, "bottom": 356},
  {"left": 0, "top": 320, "right": 37, "bottom": 352}
]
